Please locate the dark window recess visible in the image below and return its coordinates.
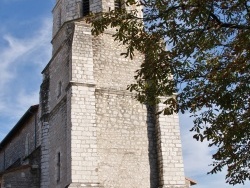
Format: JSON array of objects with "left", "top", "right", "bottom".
[
  {"left": 58, "top": 9, "right": 61, "bottom": 28},
  {"left": 57, "top": 81, "right": 62, "bottom": 98},
  {"left": 83, "top": 0, "right": 90, "bottom": 16},
  {"left": 57, "top": 152, "right": 61, "bottom": 182},
  {"left": 115, "top": 0, "right": 122, "bottom": 10}
]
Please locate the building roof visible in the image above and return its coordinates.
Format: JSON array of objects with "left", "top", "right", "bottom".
[
  {"left": 0, "top": 105, "right": 39, "bottom": 149},
  {"left": 0, "top": 164, "right": 31, "bottom": 177},
  {"left": 185, "top": 177, "right": 197, "bottom": 185}
]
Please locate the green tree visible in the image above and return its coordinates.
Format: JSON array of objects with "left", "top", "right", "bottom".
[{"left": 88, "top": 0, "right": 250, "bottom": 185}]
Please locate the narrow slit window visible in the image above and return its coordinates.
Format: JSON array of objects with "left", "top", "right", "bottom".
[
  {"left": 82, "top": 0, "right": 90, "bottom": 16},
  {"left": 57, "top": 8, "right": 62, "bottom": 28},
  {"left": 25, "top": 134, "right": 30, "bottom": 156},
  {"left": 57, "top": 152, "right": 61, "bottom": 182},
  {"left": 115, "top": 0, "right": 122, "bottom": 10},
  {"left": 57, "top": 81, "right": 62, "bottom": 98}
]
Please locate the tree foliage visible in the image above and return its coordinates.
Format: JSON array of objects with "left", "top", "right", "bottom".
[{"left": 88, "top": 0, "right": 250, "bottom": 185}]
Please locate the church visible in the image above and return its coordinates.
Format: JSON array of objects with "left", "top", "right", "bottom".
[{"left": 0, "top": 0, "right": 196, "bottom": 187}]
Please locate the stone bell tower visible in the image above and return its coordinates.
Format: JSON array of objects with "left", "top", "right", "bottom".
[{"left": 39, "top": 0, "right": 187, "bottom": 188}]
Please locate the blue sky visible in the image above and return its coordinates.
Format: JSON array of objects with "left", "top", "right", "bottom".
[{"left": 0, "top": 1, "right": 249, "bottom": 188}]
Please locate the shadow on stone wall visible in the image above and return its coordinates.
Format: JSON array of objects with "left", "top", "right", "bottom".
[{"left": 147, "top": 105, "right": 160, "bottom": 188}]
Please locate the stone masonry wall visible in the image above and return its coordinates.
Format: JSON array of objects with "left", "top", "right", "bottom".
[
  {"left": 0, "top": 151, "right": 3, "bottom": 172},
  {"left": 67, "top": 85, "right": 100, "bottom": 187},
  {"left": 52, "top": 0, "right": 143, "bottom": 37},
  {"left": 2, "top": 166, "right": 40, "bottom": 188},
  {"left": 92, "top": 23, "right": 159, "bottom": 187},
  {"left": 40, "top": 20, "right": 72, "bottom": 187},
  {"left": 92, "top": 32, "right": 144, "bottom": 90},
  {"left": 67, "top": 19, "right": 187, "bottom": 188},
  {"left": 47, "top": 99, "right": 68, "bottom": 188},
  {"left": 67, "top": 20, "right": 100, "bottom": 187},
  {"left": 51, "top": 21, "right": 74, "bottom": 57},
  {"left": 52, "top": 0, "right": 103, "bottom": 37},
  {"left": 71, "top": 22, "right": 95, "bottom": 85},
  {"left": 42, "top": 0, "right": 187, "bottom": 186},
  {"left": 156, "top": 102, "right": 186, "bottom": 188},
  {"left": 53, "top": 0, "right": 82, "bottom": 37},
  {"left": 48, "top": 43, "right": 70, "bottom": 111},
  {"left": 95, "top": 91, "right": 159, "bottom": 188}
]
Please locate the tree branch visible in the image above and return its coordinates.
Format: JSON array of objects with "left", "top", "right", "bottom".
[{"left": 210, "top": 13, "right": 250, "bottom": 30}]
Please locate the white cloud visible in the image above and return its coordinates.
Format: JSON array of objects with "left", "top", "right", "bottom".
[
  {"left": 0, "top": 17, "right": 51, "bottom": 127},
  {"left": 9, "top": 90, "right": 39, "bottom": 120},
  {"left": 180, "top": 115, "right": 213, "bottom": 175},
  {"left": 0, "top": 18, "right": 51, "bottom": 86},
  {"left": 180, "top": 113, "right": 250, "bottom": 188}
]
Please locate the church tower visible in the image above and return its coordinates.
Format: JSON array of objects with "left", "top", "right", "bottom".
[{"left": 39, "top": 0, "right": 187, "bottom": 188}]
